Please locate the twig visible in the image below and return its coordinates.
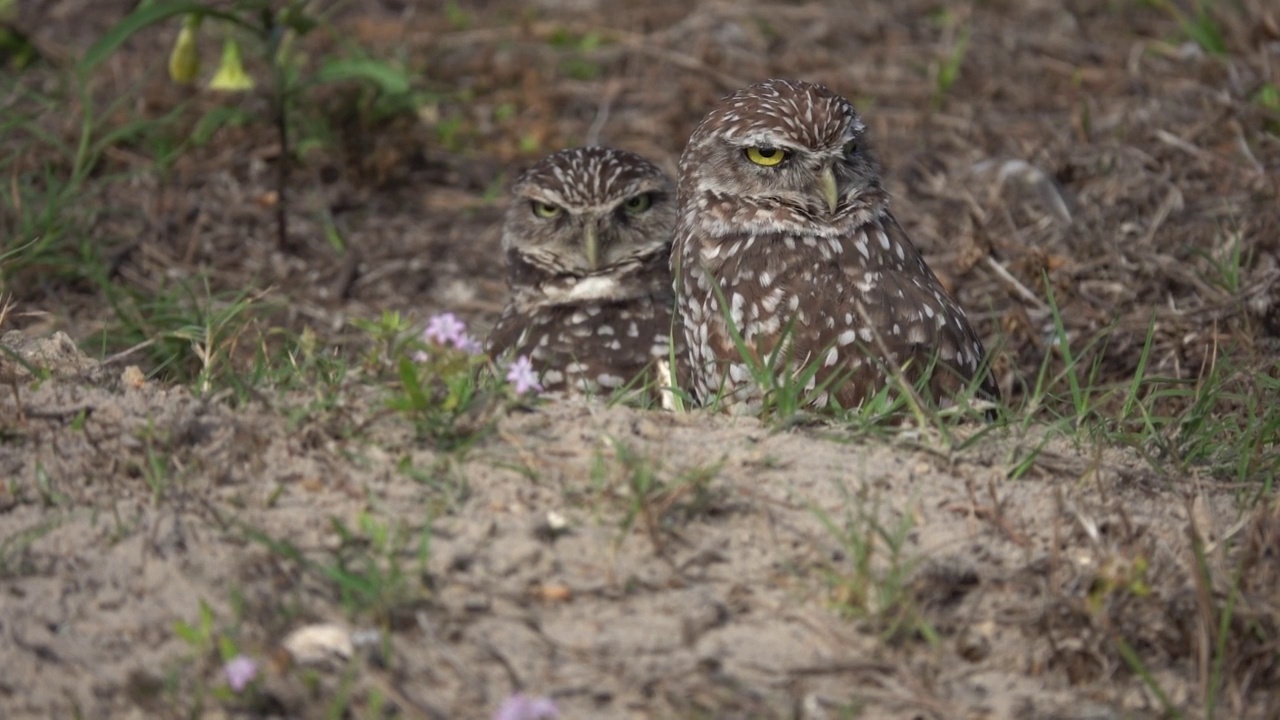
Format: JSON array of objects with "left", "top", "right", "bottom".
[
  {"left": 584, "top": 80, "right": 622, "bottom": 147},
  {"left": 983, "top": 256, "right": 1047, "bottom": 311},
  {"left": 1138, "top": 185, "right": 1184, "bottom": 246},
  {"left": 1233, "top": 123, "right": 1266, "bottom": 177},
  {"left": 100, "top": 338, "right": 157, "bottom": 366},
  {"left": 1154, "top": 129, "right": 1233, "bottom": 169}
]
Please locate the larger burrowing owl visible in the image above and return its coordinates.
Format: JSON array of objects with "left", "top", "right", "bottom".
[
  {"left": 672, "top": 79, "right": 997, "bottom": 410},
  {"left": 487, "top": 146, "right": 681, "bottom": 398}
]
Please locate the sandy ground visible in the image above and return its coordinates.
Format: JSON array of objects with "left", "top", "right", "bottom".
[{"left": 2, "top": 333, "right": 1274, "bottom": 718}]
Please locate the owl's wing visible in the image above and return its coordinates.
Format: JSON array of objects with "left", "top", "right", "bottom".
[
  {"left": 692, "top": 220, "right": 997, "bottom": 409},
  {"left": 832, "top": 263, "right": 998, "bottom": 405},
  {"left": 810, "top": 217, "right": 999, "bottom": 407},
  {"left": 485, "top": 304, "right": 523, "bottom": 359}
]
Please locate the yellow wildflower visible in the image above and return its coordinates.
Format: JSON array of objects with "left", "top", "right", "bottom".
[{"left": 209, "top": 37, "right": 254, "bottom": 92}]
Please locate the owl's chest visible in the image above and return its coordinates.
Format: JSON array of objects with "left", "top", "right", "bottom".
[
  {"left": 684, "top": 236, "right": 847, "bottom": 333},
  {"left": 516, "top": 296, "right": 673, "bottom": 392},
  {"left": 682, "top": 233, "right": 872, "bottom": 397},
  {"left": 688, "top": 233, "right": 854, "bottom": 303}
]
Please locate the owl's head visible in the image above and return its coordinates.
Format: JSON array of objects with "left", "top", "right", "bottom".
[
  {"left": 677, "top": 79, "right": 885, "bottom": 237},
  {"left": 502, "top": 147, "right": 675, "bottom": 279}
]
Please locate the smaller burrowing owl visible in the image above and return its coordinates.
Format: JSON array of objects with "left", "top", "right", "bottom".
[
  {"left": 673, "top": 79, "right": 997, "bottom": 411},
  {"left": 487, "top": 147, "right": 681, "bottom": 398}
]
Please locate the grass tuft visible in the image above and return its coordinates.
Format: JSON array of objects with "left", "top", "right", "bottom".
[
  {"left": 594, "top": 437, "right": 724, "bottom": 555},
  {"left": 813, "top": 484, "right": 932, "bottom": 643}
]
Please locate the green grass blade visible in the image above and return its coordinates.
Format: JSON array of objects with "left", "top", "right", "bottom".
[{"left": 312, "top": 58, "right": 411, "bottom": 95}]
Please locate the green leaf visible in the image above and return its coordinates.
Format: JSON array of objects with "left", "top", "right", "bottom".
[
  {"left": 277, "top": 4, "right": 319, "bottom": 35},
  {"left": 397, "top": 357, "right": 429, "bottom": 412},
  {"left": 0, "top": 26, "right": 40, "bottom": 70},
  {"left": 313, "top": 58, "right": 411, "bottom": 95},
  {"left": 198, "top": 598, "right": 215, "bottom": 634},
  {"left": 173, "top": 619, "right": 202, "bottom": 645},
  {"left": 218, "top": 635, "right": 238, "bottom": 661}
]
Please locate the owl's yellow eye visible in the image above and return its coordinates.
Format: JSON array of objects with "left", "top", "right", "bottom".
[
  {"left": 622, "top": 193, "right": 652, "bottom": 214},
  {"left": 531, "top": 201, "right": 562, "bottom": 218},
  {"left": 745, "top": 147, "right": 787, "bottom": 167}
]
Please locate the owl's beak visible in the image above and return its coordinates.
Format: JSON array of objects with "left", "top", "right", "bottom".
[
  {"left": 583, "top": 224, "right": 599, "bottom": 271},
  {"left": 819, "top": 164, "right": 839, "bottom": 215}
]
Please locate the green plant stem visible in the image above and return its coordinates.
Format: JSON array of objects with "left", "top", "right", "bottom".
[{"left": 271, "top": 26, "right": 291, "bottom": 251}]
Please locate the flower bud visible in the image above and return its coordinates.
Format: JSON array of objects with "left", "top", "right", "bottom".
[
  {"left": 167, "top": 15, "right": 201, "bottom": 85},
  {"left": 209, "top": 37, "right": 254, "bottom": 92}
]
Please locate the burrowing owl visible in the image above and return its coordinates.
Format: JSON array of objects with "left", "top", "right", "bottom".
[
  {"left": 672, "top": 79, "right": 997, "bottom": 411},
  {"left": 487, "top": 146, "right": 680, "bottom": 398}
]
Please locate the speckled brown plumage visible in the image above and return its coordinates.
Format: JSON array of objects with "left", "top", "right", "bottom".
[
  {"left": 487, "top": 147, "right": 682, "bottom": 399},
  {"left": 672, "top": 79, "right": 997, "bottom": 411}
]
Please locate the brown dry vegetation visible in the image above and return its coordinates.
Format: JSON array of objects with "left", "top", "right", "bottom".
[{"left": 1, "top": 1, "right": 1279, "bottom": 718}]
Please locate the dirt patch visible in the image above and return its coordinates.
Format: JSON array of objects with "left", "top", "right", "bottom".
[{"left": 2, "top": 336, "right": 1276, "bottom": 718}]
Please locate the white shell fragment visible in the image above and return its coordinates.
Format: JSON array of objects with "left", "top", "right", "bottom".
[
  {"left": 546, "top": 510, "right": 568, "bottom": 532},
  {"left": 281, "top": 623, "right": 354, "bottom": 666}
]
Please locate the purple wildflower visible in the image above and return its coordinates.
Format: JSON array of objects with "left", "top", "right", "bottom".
[
  {"left": 223, "top": 655, "right": 258, "bottom": 692},
  {"left": 423, "top": 312, "right": 466, "bottom": 346},
  {"left": 454, "top": 333, "right": 483, "bottom": 355},
  {"left": 505, "top": 355, "right": 542, "bottom": 395},
  {"left": 420, "top": 312, "right": 482, "bottom": 355},
  {"left": 494, "top": 693, "right": 559, "bottom": 720}
]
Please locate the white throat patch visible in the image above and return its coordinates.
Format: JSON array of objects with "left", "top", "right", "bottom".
[{"left": 545, "top": 275, "right": 627, "bottom": 304}]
